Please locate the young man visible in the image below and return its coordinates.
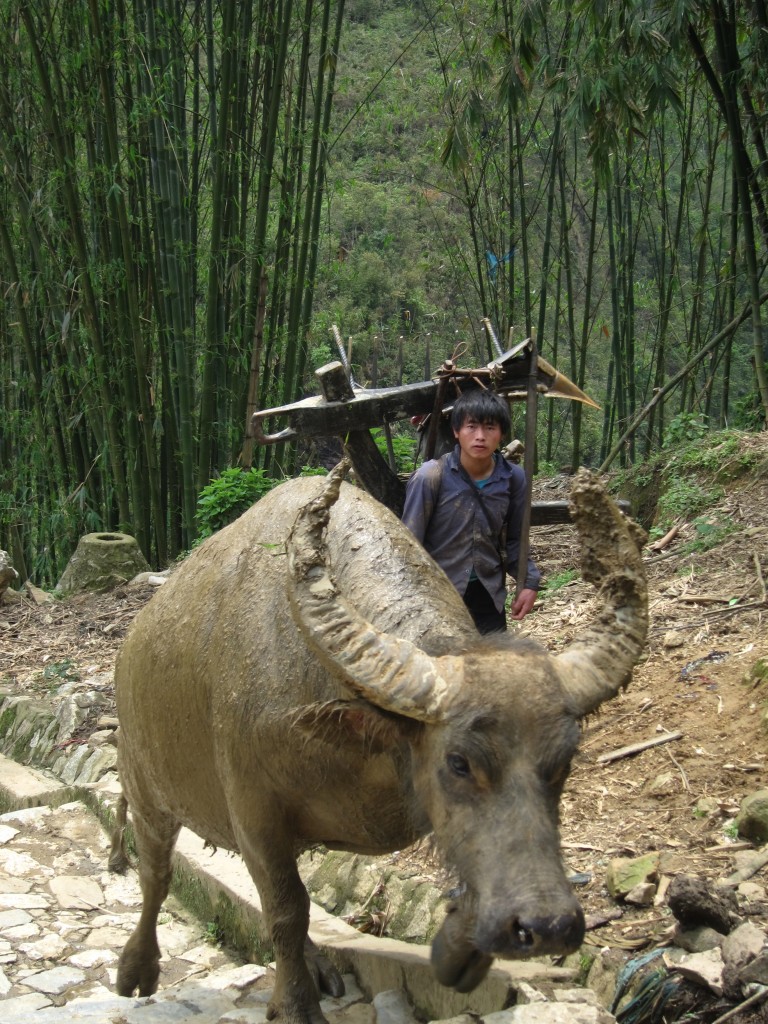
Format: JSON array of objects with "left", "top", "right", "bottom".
[{"left": 401, "top": 389, "right": 540, "bottom": 634}]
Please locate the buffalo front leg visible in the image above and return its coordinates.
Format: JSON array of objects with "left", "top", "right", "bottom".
[
  {"left": 236, "top": 828, "right": 343, "bottom": 1024},
  {"left": 116, "top": 806, "right": 181, "bottom": 997}
]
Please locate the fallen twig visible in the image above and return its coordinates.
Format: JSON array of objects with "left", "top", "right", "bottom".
[
  {"left": 721, "top": 846, "right": 768, "bottom": 887},
  {"left": 664, "top": 746, "right": 690, "bottom": 792},
  {"left": 755, "top": 553, "right": 767, "bottom": 604},
  {"left": 709, "top": 984, "right": 768, "bottom": 1024},
  {"left": 597, "top": 731, "right": 683, "bottom": 765},
  {"left": 648, "top": 524, "right": 679, "bottom": 553}
]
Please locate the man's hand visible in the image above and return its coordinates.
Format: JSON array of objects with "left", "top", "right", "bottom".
[{"left": 509, "top": 587, "right": 537, "bottom": 621}]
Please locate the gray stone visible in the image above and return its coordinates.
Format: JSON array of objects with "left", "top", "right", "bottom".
[
  {"left": 24, "top": 964, "right": 88, "bottom": 994},
  {"left": 739, "top": 949, "right": 768, "bottom": 985},
  {"left": 56, "top": 532, "right": 150, "bottom": 595},
  {"left": 19, "top": 932, "right": 69, "bottom": 961},
  {"left": 484, "top": 1004, "right": 615, "bottom": 1022},
  {"left": 624, "top": 882, "right": 657, "bottom": 907},
  {"left": 68, "top": 947, "right": 119, "bottom": 969},
  {"left": 735, "top": 789, "right": 768, "bottom": 844},
  {"left": 372, "top": 988, "right": 420, "bottom": 1024},
  {"left": 219, "top": 1009, "right": 270, "bottom": 1024},
  {"left": 672, "top": 923, "right": 724, "bottom": 953},
  {"left": 0, "top": 908, "right": 34, "bottom": 930},
  {"left": 721, "top": 921, "right": 765, "bottom": 970},
  {"left": 0, "top": 822, "right": 19, "bottom": 843},
  {"left": 663, "top": 947, "right": 724, "bottom": 996},
  {"left": 49, "top": 875, "right": 105, "bottom": 911},
  {"left": 0, "top": 892, "right": 50, "bottom": 909},
  {"left": 0, "top": 992, "right": 53, "bottom": 1016}
]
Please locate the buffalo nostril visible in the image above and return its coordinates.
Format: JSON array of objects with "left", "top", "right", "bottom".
[{"left": 512, "top": 921, "right": 534, "bottom": 947}]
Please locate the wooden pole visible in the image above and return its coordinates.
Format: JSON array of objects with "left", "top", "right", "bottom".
[{"left": 516, "top": 337, "right": 538, "bottom": 596}]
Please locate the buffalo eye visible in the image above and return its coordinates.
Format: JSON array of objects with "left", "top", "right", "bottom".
[{"left": 447, "top": 752, "right": 471, "bottom": 778}]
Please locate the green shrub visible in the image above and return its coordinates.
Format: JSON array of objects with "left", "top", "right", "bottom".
[
  {"left": 656, "top": 478, "right": 722, "bottom": 528},
  {"left": 196, "top": 468, "right": 279, "bottom": 539},
  {"left": 681, "top": 516, "right": 736, "bottom": 554},
  {"left": 664, "top": 412, "right": 709, "bottom": 447}
]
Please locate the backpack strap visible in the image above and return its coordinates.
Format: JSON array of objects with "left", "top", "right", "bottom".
[{"left": 455, "top": 462, "right": 509, "bottom": 575}]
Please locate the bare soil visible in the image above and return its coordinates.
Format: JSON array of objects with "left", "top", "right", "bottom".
[{"left": 1, "top": 431, "right": 768, "bottom": 973}]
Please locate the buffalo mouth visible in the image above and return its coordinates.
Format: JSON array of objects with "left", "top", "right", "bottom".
[{"left": 431, "top": 901, "right": 586, "bottom": 993}]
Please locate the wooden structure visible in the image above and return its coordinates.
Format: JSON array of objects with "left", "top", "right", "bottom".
[{"left": 251, "top": 326, "right": 605, "bottom": 592}]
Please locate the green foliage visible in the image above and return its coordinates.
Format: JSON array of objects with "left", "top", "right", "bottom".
[
  {"left": 538, "top": 568, "right": 580, "bottom": 598},
  {"left": 733, "top": 381, "right": 767, "bottom": 431},
  {"left": 656, "top": 479, "right": 722, "bottom": 529},
  {"left": 371, "top": 428, "right": 417, "bottom": 474},
  {"left": 195, "top": 469, "right": 279, "bottom": 540},
  {"left": 33, "top": 659, "right": 81, "bottom": 694},
  {"left": 42, "top": 660, "right": 80, "bottom": 684},
  {"left": 664, "top": 431, "right": 757, "bottom": 482},
  {"left": 664, "top": 412, "right": 709, "bottom": 447},
  {"left": 681, "top": 516, "right": 736, "bottom": 554},
  {"left": 744, "top": 659, "right": 768, "bottom": 688},
  {"left": 723, "top": 821, "right": 740, "bottom": 841}
]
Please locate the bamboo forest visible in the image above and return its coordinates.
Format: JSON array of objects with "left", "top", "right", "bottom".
[{"left": 2, "top": 0, "right": 768, "bottom": 585}]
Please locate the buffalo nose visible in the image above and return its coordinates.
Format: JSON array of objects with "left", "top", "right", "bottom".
[{"left": 481, "top": 908, "right": 585, "bottom": 957}]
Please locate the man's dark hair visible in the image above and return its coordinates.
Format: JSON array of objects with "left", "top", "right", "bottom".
[{"left": 450, "top": 389, "right": 511, "bottom": 435}]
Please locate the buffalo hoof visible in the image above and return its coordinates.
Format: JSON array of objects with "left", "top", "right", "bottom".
[{"left": 116, "top": 937, "right": 161, "bottom": 997}]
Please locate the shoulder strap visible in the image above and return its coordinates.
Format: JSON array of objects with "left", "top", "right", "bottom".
[{"left": 456, "top": 462, "right": 509, "bottom": 575}]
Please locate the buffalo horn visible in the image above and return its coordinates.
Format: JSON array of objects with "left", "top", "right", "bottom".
[
  {"left": 555, "top": 469, "right": 648, "bottom": 717},
  {"left": 287, "top": 459, "right": 458, "bottom": 722}
]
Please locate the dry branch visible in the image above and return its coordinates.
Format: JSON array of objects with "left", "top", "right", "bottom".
[
  {"left": 597, "top": 731, "right": 683, "bottom": 764},
  {"left": 721, "top": 846, "right": 768, "bottom": 887}
]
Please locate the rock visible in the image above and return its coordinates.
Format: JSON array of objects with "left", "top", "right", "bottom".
[
  {"left": 605, "top": 853, "right": 659, "bottom": 900},
  {"left": 372, "top": 989, "right": 419, "bottom": 1024},
  {"left": 672, "top": 923, "right": 725, "bottom": 953},
  {"left": 663, "top": 947, "right": 724, "bottom": 996},
  {"left": 721, "top": 921, "right": 767, "bottom": 999},
  {"left": 624, "top": 882, "right": 657, "bottom": 907},
  {"left": 739, "top": 949, "right": 768, "bottom": 986},
  {"left": 23, "top": 964, "right": 87, "bottom": 995},
  {"left": 56, "top": 532, "right": 151, "bottom": 595},
  {"left": 49, "top": 875, "right": 105, "bottom": 911},
  {"left": 722, "top": 921, "right": 765, "bottom": 968},
  {"left": 128, "top": 570, "right": 169, "bottom": 587},
  {"left": 24, "top": 582, "right": 53, "bottom": 605},
  {"left": 735, "top": 789, "right": 768, "bottom": 844},
  {"left": 644, "top": 771, "right": 677, "bottom": 797},
  {"left": 667, "top": 874, "right": 737, "bottom": 934},
  {"left": 737, "top": 881, "right": 766, "bottom": 900},
  {"left": 693, "top": 796, "right": 721, "bottom": 818},
  {"left": 586, "top": 948, "right": 626, "bottom": 1010},
  {"left": 0, "top": 551, "right": 19, "bottom": 601}
]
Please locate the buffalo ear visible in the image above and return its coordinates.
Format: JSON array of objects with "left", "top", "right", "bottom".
[{"left": 291, "top": 699, "right": 416, "bottom": 753}]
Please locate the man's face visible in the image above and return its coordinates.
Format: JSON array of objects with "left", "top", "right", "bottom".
[{"left": 454, "top": 417, "right": 503, "bottom": 461}]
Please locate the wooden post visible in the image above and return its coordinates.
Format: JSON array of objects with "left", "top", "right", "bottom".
[
  {"left": 516, "top": 338, "right": 538, "bottom": 596},
  {"left": 315, "top": 362, "right": 405, "bottom": 514}
]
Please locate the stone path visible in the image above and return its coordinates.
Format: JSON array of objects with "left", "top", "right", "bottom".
[
  {"left": 0, "top": 792, "right": 426, "bottom": 1024},
  {"left": 0, "top": 755, "right": 614, "bottom": 1024}
]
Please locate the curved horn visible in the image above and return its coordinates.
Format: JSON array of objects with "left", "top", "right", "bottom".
[
  {"left": 287, "top": 459, "right": 459, "bottom": 722},
  {"left": 556, "top": 469, "right": 648, "bottom": 717}
]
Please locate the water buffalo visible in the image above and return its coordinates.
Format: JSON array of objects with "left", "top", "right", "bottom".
[{"left": 111, "top": 461, "right": 647, "bottom": 1024}]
